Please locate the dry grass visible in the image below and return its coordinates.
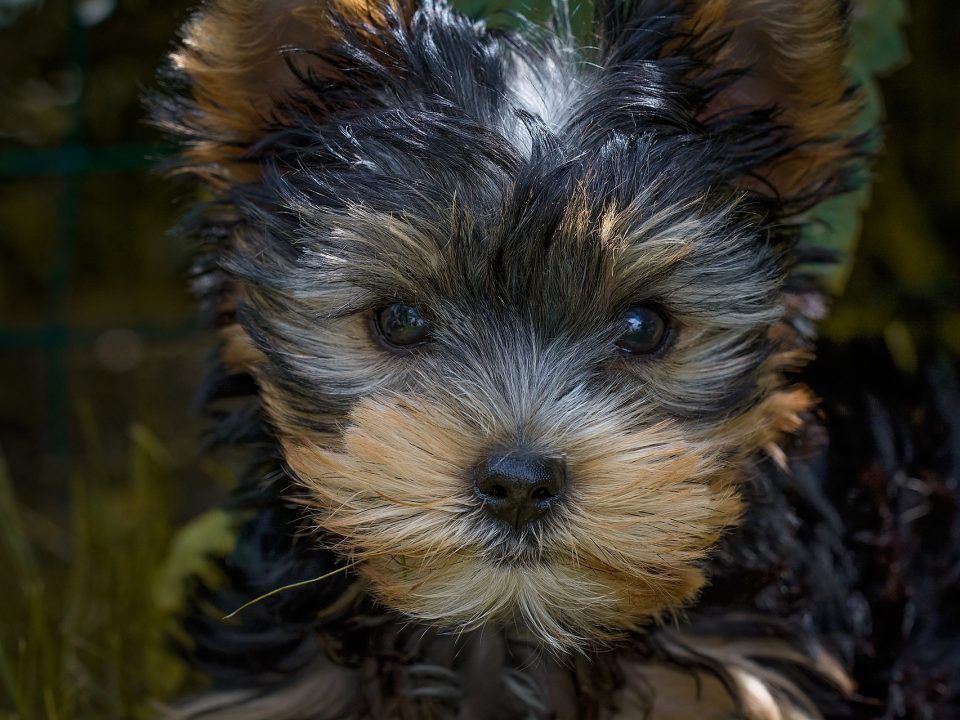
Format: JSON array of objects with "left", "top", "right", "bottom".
[{"left": 0, "top": 407, "right": 234, "bottom": 720}]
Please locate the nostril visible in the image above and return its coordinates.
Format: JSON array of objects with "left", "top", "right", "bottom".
[
  {"left": 487, "top": 484, "right": 508, "bottom": 500},
  {"left": 531, "top": 485, "right": 554, "bottom": 502}
]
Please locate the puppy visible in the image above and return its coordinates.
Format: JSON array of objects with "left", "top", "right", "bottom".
[{"left": 152, "top": 0, "right": 960, "bottom": 717}]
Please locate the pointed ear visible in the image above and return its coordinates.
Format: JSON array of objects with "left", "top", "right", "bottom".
[
  {"left": 686, "top": 0, "right": 861, "bottom": 202},
  {"left": 597, "top": 0, "right": 864, "bottom": 206},
  {"left": 152, "top": 0, "right": 416, "bottom": 379},
  {"left": 155, "top": 0, "right": 416, "bottom": 186}
]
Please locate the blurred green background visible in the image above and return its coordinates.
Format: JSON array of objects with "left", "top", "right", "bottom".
[{"left": 0, "top": 0, "right": 957, "bottom": 717}]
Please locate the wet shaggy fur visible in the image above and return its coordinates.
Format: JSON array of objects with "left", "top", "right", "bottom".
[{"left": 151, "top": 0, "right": 960, "bottom": 717}]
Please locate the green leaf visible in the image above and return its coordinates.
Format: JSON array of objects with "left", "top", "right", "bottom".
[{"left": 154, "top": 508, "right": 240, "bottom": 616}]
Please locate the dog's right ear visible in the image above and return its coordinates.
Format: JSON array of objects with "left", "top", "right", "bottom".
[
  {"left": 152, "top": 0, "right": 417, "bottom": 378},
  {"left": 153, "top": 0, "right": 417, "bottom": 188}
]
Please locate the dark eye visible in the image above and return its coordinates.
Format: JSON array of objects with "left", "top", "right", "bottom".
[
  {"left": 616, "top": 305, "right": 669, "bottom": 355},
  {"left": 373, "top": 303, "right": 430, "bottom": 349}
]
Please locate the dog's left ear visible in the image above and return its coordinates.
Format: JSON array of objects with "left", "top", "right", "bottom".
[
  {"left": 155, "top": 0, "right": 417, "bottom": 187},
  {"left": 595, "top": 0, "right": 864, "bottom": 209}
]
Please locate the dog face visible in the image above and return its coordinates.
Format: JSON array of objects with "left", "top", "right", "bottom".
[{"left": 156, "top": 0, "right": 863, "bottom": 650}]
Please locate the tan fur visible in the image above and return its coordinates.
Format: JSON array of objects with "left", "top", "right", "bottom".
[
  {"left": 677, "top": 0, "right": 860, "bottom": 200},
  {"left": 219, "top": 322, "right": 265, "bottom": 373},
  {"left": 170, "top": 0, "right": 415, "bottom": 185},
  {"left": 263, "top": 354, "right": 806, "bottom": 651},
  {"left": 613, "top": 662, "right": 820, "bottom": 720},
  {"left": 611, "top": 628, "right": 855, "bottom": 720}
]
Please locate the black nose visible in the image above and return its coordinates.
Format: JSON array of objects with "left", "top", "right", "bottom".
[{"left": 474, "top": 452, "right": 566, "bottom": 529}]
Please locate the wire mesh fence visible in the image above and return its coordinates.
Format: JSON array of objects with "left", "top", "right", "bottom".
[{"left": 0, "top": 1, "right": 211, "bottom": 504}]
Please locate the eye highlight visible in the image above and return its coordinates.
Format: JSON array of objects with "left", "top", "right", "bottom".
[
  {"left": 615, "top": 305, "right": 669, "bottom": 355},
  {"left": 373, "top": 303, "right": 431, "bottom": 350}
]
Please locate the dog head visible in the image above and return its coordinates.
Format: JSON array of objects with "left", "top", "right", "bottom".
[{"left": 155, "top": 0, "right": 864, "bottom": 650}]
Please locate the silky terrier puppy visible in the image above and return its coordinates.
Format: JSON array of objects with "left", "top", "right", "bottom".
[{"left": 152, "top": 0, "right": 960, "bottom": 717}]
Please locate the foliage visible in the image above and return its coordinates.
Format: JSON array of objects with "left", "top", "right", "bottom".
[{"left": 0, "top": 409, "right": 235, "bottom": 720}]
